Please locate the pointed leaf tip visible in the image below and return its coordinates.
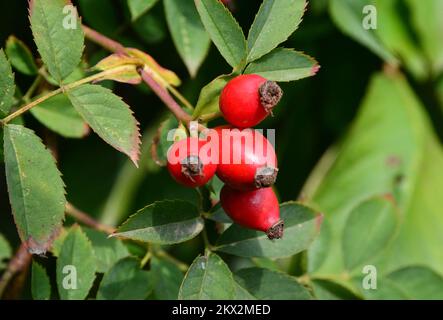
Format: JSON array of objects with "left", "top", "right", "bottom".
[{"left": 66, "top": 84, "right": 141, "bottom": 164}]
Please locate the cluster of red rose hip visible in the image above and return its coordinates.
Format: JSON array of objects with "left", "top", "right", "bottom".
[{"left": 167, "top": 75, "right": 284, "bottom": 240}]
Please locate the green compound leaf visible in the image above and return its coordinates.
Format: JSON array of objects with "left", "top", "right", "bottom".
[
  {"left": 245, "top": 48, "right": 319, "bottom": 82},
  {"left": 165, "top": 0, "right": 211, "bottom": 77},
  {"left": 97, "top": 257, "right": 153, "bottom": 300},
  {"left": 0, "top": 49, "right": 15, "bottom": 115},
  {"left": 31, "top": 262, "right": 51, "bottom": 300},
  {"left": 247, "top": 0, "right": 306, "bottom": 63},
  {"left": 195, "top": 0, "right": 247, "bottom": 69},
  {"left": 30, "top": 93, "right": 89, "bottom": 139},
  {"left": 3, "top": 124, "right": 66, "bottom": 254},
  {"left": 5, "top": 36, "right": 38, "bottom": 76},
  {"left": 235, "top": 267, "right": 312, "bottom": 300},
  {"left": 56, "top": 225, "right": 96, "bottom": 300},
  {"left": 179, "top": 252, "right": 235, "bottom": 300},
  {"left": 113, "top": 200, "right": 204, "bottom": 245},
  {"left": 30, "top": 0, "right": 84, "bottom": 84},
  {"left": 216, "top": 202, "right": 322, "bottom": 258},
  {"left": 66, "top": 84, "right": 141, "bottom": 166}
]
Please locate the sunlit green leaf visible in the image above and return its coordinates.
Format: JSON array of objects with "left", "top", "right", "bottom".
[
  {"left": 179, "top": 252, "right": 235, "bottom": 300},
  {"left": 195, "top": 0, "right": 247, "bottom": 68},
  {"left": 56, "top": 226, "right": 96, "bottom": 300},
  {"left": 0, "top": 49, "right": 15, "bottom": 115},
  {"left": 165, "top": 0, "right": 211, "bottom": 77},
  {"left": 30, "top": 93, "right": 89, "bottom": 139},
  {"left": 247, "top": 0, "right": 306, "bottom": 62},
  {"left": 31, "top": 262, "right": 51, "bottom": 300},
  {"left": 30, "top": 0, "right": 84, "bottom": 83},
  {"left": 66, "top": 84, "right": 141, "bottom": 165},
  {"left": 5, "top": 36, "right": 38, "bottom": 76},
  {"left": 192, "top": 74, "right": 233, "bottom": 119},
  {"left": 245, "top": 48, "right": 319, "bottom": 82},
  {"left": 114, "top": 200, "right": 204, "bottom": 244},
  {"left": 127, "top": 0, "right": 159, "bottom": 21},
  {"left": 216, "top": 202, "right": 322, "bottom": 258},
  {"left": 4, "top": 124, "right": 66, "bottom": 254}
]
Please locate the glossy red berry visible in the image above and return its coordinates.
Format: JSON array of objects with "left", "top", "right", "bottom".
[
  {"left": 211, "top": 126, "right": 278, "bottom": 190},
  {"left": 220, "top": 185, "right": 283, "bottom": 239},
  {"left": 167, "top": 137, "right": 217, "bottom": 188},
  {"left": 219, "top": 74, "right": 283, "bottom": 128}
]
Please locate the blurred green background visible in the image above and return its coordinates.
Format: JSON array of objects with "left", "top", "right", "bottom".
[{"left": 1, "top": 0, "right": 443, "bottom": 299}]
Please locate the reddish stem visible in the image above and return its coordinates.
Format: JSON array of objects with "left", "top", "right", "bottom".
[
  {"left": 82, "top": 25, "right": 126, "bottom": 54},
  {"left": 138, "top": 69, "right": 192, "bottom": 123},
  {"left": 82, "top": 25, "right": 193, "bottom": 125},
  {"left": 66, "top": 203, "right": 116, "bottom": 235},
  {"left": 0, "top": 243, "right": 31, "bottom": 299}
]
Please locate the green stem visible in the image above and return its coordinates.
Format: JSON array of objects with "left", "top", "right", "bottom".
[
  {"left": 2, "top": 88, "right": 62, "bottom": 124},
  {"left": 155, "top": 249, "right": 189, "bottom": 272},
  {"left": 23, "top": 74, "right": 43, "bottom": 102},
  {"left": 196, "top": 111, "right": 222, "bottom": 123},
  {"left": 140, "top": 244, "right": 153, "bottom": 268},
  {"left": 1, "top": 65, "right": 136, "bottom": 125}
]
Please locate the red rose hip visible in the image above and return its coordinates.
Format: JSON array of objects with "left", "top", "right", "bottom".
[
  {"left": 213, "top": 126, "right": 278, "bottom": 190},
  {"left": 219, "top": 74, "right": 283, "bottom": 128},
  {"left": 220, "top": 185, "right": 283, "bottom": 239},
  {"left": 167, "top": 137, "right": 217, "bottom": 188}
]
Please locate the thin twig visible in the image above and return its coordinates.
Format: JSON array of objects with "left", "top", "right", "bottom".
[
  {"left": 66, "top": 202, "right": 116, "bottom": 235},
  {"left": 82, "top": 25, "right": 126, "bottom": 53},
  {"left": 167, "top": 85, "right": 194, "bottom": 111},
  {"left": 155, "top": 249, "right": 189, "bottom": 273},
  {"left": 140, "top": 244, "right": 152, "bottom": 268},
  {"left": 23, "top": 73, "right": 44, "bottom": 102},
  {"left": 1, "top": 88, "right": 63, "bottom": 124},
  {"left": 0, "top": 243, "right": 31, "bottom": 299},
  {"left": 139, "top": 68, "right": 193, "bottom": 124},
  {"left": 81, "top": 24, "right": 196, "bottom": 125},
  {"left": 196, "top": 111, "right": 222, "bottom": 123},
  {"left": 1, "top": 65, "right": 136, "bottom": 125}
]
